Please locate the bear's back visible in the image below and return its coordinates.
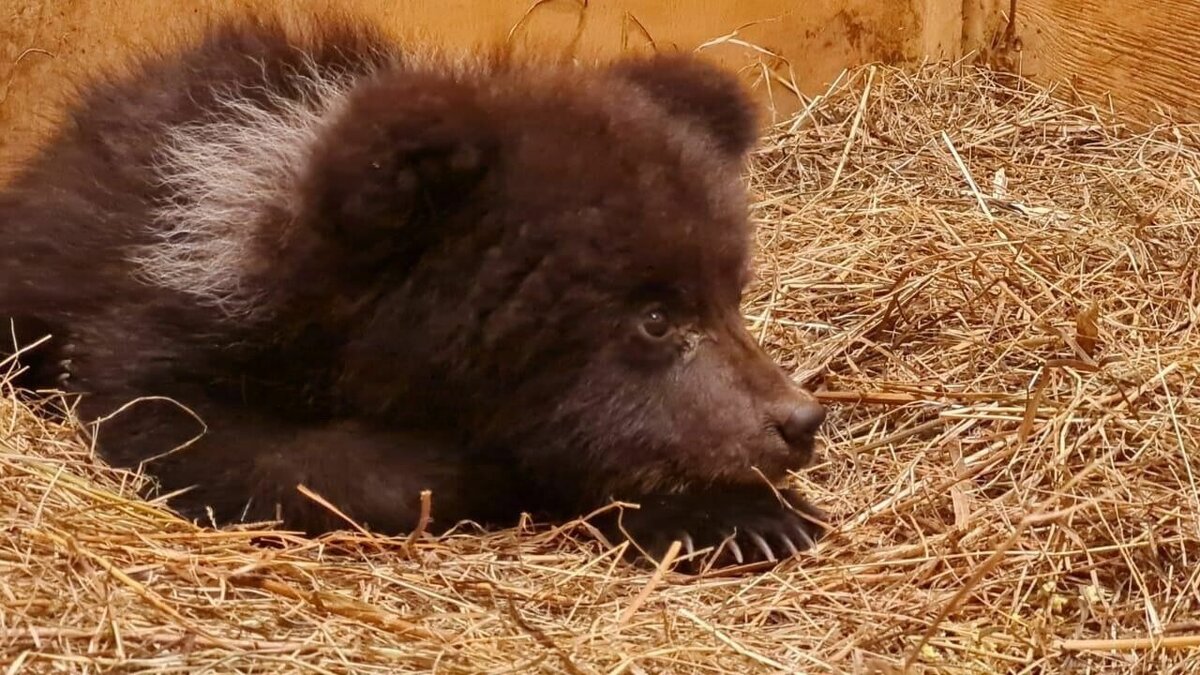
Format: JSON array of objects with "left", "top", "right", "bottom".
[{"left": 0, "top": 21, "right": 394, "bottom": 317}]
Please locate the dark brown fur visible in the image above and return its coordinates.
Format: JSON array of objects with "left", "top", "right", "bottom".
[{"left": 0, "top": 19, "right": 830, "bottom": 569}]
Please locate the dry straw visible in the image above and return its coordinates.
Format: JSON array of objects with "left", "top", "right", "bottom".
[{"left": 3, "top": 61, "right": 1200, "bottom": 673}]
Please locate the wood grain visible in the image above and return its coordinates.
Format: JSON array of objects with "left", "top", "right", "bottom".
[
  {"left": 0, "top": 0, "right": 966, "bottom": 182},
  {"left": 1015, "top": 0, "right": 1200, "bottom": 122}
]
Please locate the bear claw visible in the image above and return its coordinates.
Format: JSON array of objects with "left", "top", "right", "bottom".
[
  {"left": 607, "top": 486, "right": 829, "bottom": 572},
  {"left": 777, "top": 530, "right": 799, "bottom": 557},
  {"left": 746, "top": 529, "right": 776, "bottom": 562},
  {"left": 724, "top": 538, "right": 745, "bottom": 565},
  {"left": 680, "top": 532, "right": 696, "bottom": 558}
]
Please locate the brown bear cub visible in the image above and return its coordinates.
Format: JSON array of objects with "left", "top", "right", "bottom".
[{"left": 0, "top": 19, "right": 830, "bottom": 569}]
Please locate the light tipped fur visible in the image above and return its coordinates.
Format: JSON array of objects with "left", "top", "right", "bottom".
[
  {"left": 127, "top": 57, "right": 362, "bottom": 320},
  {"left": 126, "top": 45, "right": 497, "bottom": 321}
]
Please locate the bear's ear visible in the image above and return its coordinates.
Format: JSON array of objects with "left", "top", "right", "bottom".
[
  {"left": 302, "top": 76, "right": 498, "bottom": 257},
  {"left": 609, "top": 53, "right": 760, "bottom": 159}
]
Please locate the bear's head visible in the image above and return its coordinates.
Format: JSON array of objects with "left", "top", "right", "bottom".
[{"left": 298, "top": 51, "right": 826, "bottom": 510}]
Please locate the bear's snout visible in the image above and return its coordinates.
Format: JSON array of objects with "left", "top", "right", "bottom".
[
  {"left": 761, "top": 392, "right": 826, "bottom": 471},
  {"left": 777, "top": 400, "right": 826, "bottom": 447}
]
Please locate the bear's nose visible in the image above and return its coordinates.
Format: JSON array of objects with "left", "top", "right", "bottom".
[{"left": 778, "top": 401, "right": 826, "bottom": 447}]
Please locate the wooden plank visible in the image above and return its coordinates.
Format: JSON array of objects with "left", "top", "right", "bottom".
[
  {"left": 0, "top": 0, "right": 970, "bottom": 183},
  {"left": 1013, "top": 0, "right": 1200, "bottom": 122}
]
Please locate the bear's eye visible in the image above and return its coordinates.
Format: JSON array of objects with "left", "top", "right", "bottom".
[{"left": 640, "top": 308, "right": 672, "bottom": 340}]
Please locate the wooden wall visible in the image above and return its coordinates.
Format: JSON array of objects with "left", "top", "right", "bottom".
[
  {"left": 0, "top": 0, "right": 1004, "bottom": 183},
  {"left": 1013, "top": 0, "right": 1200, "bottom": 122},
  {"left": 3, "top": 1, "right": 1199, "bottom": 183}
]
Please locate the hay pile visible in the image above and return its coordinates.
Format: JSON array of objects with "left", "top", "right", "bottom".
[{"left": 3, "top": 62, "right": 1199, "bottom": 673}]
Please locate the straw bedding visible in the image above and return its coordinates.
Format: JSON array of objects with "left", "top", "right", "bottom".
[{"left": 2, "top": 61, "right": 1199, "bottom": 673}]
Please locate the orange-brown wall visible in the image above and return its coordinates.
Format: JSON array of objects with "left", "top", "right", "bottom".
[
  {"left": 1, "top": 1, "right": 998, "bottom": 183},
  {"left": 6, "top": 2, "right": 1199, "bottom": 184},
  {"left": 1014, "top": 0, "right": 1200, "bottom": 123}
]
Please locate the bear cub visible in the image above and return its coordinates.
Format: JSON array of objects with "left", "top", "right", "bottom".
[{"left": 0, "top": 19, "right": 830, "bottom": 569}]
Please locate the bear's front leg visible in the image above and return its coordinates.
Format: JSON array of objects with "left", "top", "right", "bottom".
[
  {"left": 232, "top": 422, "right": 526, "bottom": 536},
  {"left": 82, "top": 395, "right": 523, "bottom": 536},
  {"left": 602, "top": 487, "right": 830, "bottom": 572}
]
